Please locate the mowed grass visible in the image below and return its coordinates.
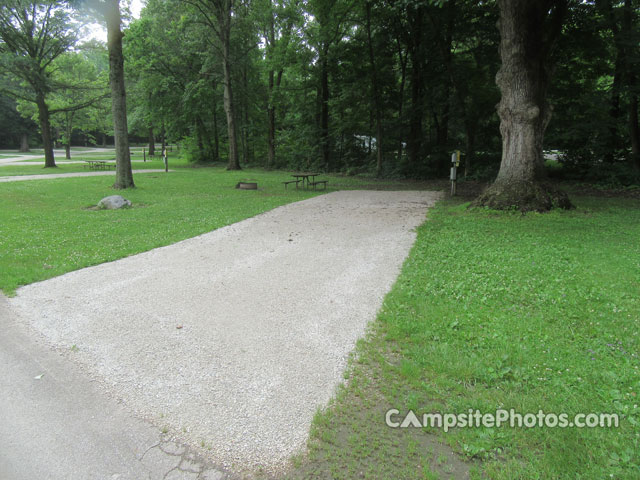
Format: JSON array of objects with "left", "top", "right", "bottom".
[
  {"left": 0, "top": 166, "right": 332, "bottom": 295},
  {"left": 287, "top": 197, "right": 640, "bottom": 479}
]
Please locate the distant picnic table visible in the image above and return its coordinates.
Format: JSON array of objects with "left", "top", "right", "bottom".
[
  {"left": 84, "top": 160, "right": 115, "bottom": 170},
  {"left": 283, "top": 172, "right": 328, "bottom": 190}
]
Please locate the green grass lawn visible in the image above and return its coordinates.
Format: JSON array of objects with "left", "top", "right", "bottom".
[{"left": 285, "top": 197, "right": 640, "bottom": 479}]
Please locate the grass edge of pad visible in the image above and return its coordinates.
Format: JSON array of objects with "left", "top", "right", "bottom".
[{"left": 281, "top": 197, "right": 640, "bottom": 480}]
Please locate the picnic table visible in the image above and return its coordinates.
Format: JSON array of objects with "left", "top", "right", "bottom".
[
  {"left": 84, "top": 160, "right": 116, "bottom": 170},
  {"left": 284, "top": 172, "right": 326, "bottom": 189}
]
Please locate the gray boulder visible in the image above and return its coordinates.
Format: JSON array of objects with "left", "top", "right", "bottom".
[{"left": 98, "top": 195, "right": 132, "bottom": 210}]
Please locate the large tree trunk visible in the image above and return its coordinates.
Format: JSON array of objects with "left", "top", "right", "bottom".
[
  {"left": 19, "top": 132, "right": 30, "bottom": 152},
  {"left": 474, "top": 0, "right": 572, "bottom": 212},
  {"left": 36, "top": 92, "right": 55, "bottom": 168},
  {"left": 105, "top": 0, "right": 134, "bottom": 189},
  {"left": 365, "top": 2, "right": 383, "bottom": 177}
]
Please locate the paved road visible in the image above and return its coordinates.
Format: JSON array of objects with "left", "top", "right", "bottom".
[
  {"left": 0, "top": 149, "right": 114, "bottom": 165},
  {"left": 0, "top": 170, "right": 170, "bottom": 182},
  {"left": 0, "top": 295, "right": 228, "bottom": 480}
]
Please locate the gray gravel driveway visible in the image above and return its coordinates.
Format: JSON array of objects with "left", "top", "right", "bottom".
[{"left": 8, "top": 190, "right": 440, "bottom": 474}]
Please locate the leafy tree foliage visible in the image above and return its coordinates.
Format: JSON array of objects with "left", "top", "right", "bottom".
[{"left": 0, "top": 0, "right": 78, "bottom": 166}]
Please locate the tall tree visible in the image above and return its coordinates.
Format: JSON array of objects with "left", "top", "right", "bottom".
[
  {"left": 104, "top": 0, "right": 134, "bottom": 188},
  {"left": 0, "top": 0, "right": 76, "bottom": 167},
  {"left": 259, "top": 0, "right": 298, "bottom": 168},
  {"left": 182, "top": 0, "right": 241, "bottom": 170},
  {"left": 474, "top": 0, "right": 573, "bottom": 211},
  {"left": 307, "top": 0, "right": 353, "bottom": 171}
]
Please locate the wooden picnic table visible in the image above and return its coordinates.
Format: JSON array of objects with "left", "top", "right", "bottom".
[
  {"left": 291, "top": 172, "right": 321, "bottom": 188},
  {"left": 84, "top": 160, "right": 115, "bottom": 170}
]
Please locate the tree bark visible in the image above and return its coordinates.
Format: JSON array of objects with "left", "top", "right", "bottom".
[
  {"left": 474, "top": 0, "right": 572, "bottom": 211},
  {"left": 105, "top": 0, "right": 134, "bottom": 189},
  {"left": 19, "top": 132, "right": 30, "bottom": 152},
  {"left": 495, "top": 3, "right": 548, "bottom": 184},
  {"left": 148, "top": 127, "right": 155, "bottom": 156},
  {"left": 36, "top": 92, "right": 56, "bottom": 168}
]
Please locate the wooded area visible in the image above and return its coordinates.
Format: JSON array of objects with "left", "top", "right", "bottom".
[{"left": 1, "top": 0, "right": 639, "bottom": 208}]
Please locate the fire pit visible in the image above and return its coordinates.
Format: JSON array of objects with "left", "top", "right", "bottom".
[{"left": 236, "top": 181, "right": 258, "bottom": 190}]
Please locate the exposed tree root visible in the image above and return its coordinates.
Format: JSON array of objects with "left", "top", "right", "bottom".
[{"left": 472, "top": 180, "right": 574, "bottom": 212}]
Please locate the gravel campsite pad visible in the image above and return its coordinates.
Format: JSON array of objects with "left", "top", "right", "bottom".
[{"left": 9, "top": 190, "right": 441, "bottom": 473}]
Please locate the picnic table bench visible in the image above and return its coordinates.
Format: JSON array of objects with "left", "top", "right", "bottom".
[
  {"left": 309, "top": 180, "right": 328, "bottom": 190},
  {"left": 283, "top": 179, "right": 301, "bottom": 189}
]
